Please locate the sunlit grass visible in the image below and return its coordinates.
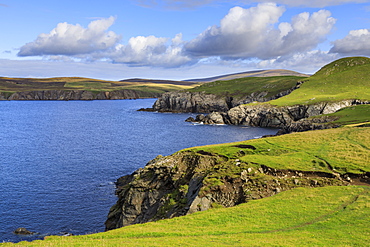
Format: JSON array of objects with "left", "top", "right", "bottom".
[
  {"left": 188, "top": 127, "right": 370, "bottom": 174},
  {"left": 3, "top": 186, "right": 369, "bottom": 246},
  {"left": 188, "top": 76, "right": 303, "bottom": 99},
  {"left": 270, "top": 57, "right": 370, "bottom": 106}
]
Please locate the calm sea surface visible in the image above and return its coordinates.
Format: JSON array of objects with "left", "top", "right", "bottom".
[{"left": 0, "top": 99, "right": 277, "bottom": 243}]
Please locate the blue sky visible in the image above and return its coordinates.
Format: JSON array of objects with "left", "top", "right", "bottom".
[{"left": 1, "top": 0, "right": 370, "bottom": 80}]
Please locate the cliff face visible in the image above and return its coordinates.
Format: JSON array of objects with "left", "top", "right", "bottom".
[
  {"left": 188, "top": 100, "right": 369, "bottom": 133},
  {"left": 0, "top": 89, "right": 160, "bottom": 100},
  {"left": 149, "top": 82, "right": 302, "bottom": 113},
  {"left": 105, "top": 151, "right": 352, "bottom": 231},
  {"left": 151, "top": 92, "right": 231, "bottom": 113}
]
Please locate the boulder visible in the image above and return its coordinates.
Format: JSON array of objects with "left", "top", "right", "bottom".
[{"left": 14, "top": 227, "right": 34, "bottom": 235}]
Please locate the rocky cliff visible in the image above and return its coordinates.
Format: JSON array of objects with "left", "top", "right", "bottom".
[
  {"left": 145, "top": 81, "right": 303, "bottom": 113},
  {"left": 187, "top": 100, "right": 369, "bottom": 134},
  {"left": 105, "top": 150, "right": 359, "bottom": 231},
  {"left": 0, "top": 89, "right": 160, "bottom": 100}
]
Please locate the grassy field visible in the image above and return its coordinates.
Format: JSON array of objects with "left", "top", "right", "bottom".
[
  {"left": 188, "top": 127, "right": 369, "bottom": 175},
  {"left": 3, "top": 186, "right": 369, "bottom": 246},
  {"left": 270, "top": 57, "right": 370, "bottom": 106},
  {"left": 188, "top": 76, "right": 304, "bottom": 99},
  {"left": 0, "top": 77, "right": 197, "bottom": 94}
]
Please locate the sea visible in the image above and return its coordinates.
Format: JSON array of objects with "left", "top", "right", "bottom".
[{"left": 0, "top": 99, "right": 278, "bottom": 243}]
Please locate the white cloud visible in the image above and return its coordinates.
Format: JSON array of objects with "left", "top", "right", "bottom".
[
  {"left": 16, "top": 4, "right": 337, "bottom": 69},
  {"left": 17, "top": 16, "right": 191, "bottom": 68},
  {"left": 133, "top": 0, "right": 370, "bottom": 8},
  {"left": 330, "top": 29, "right": 370, "bottom": 55},
  {"left": 185, "top": 4, "right": 336, "bottom": 60},
  {"left": 255, "top": 50, "right": 339, "bottom": 73},
  {"left": 102, "top": 33, "right": 192, "bottom": 67},
  {"left": 18, "top": 17, "right": 120, "bottom": 56}
]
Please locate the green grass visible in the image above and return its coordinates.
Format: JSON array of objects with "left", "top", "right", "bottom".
[
  {"left": 3, "top": 186, "right": 369, "bottom": 246},
  {"left": 270, "top": 57, "right": 370, "bottom": 106},
  {"left": 188, "top": 127, "right": 369, "bottom": 174},
  {"left": 316, "top": 104, "right": 370, "bottom": 126},
  {"left": 188, "top": 76, "right": 304, "bottom": 99}
]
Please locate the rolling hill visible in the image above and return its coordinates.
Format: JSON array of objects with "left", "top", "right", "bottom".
[{"left": 185, "top": 69, "right": 309, "bottom": 82}]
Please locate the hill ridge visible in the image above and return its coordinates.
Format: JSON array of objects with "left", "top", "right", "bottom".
[{"left": 184, "top": 69, "right": 309, "bottom": 83}]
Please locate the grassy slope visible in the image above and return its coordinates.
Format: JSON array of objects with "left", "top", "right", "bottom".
[
  {"left": 4, "top": 186, "right": 369, "bottom": 246},
  {"left": 312, "top": 104, "right": 370, "bottom": 126},
  {"left": 188, "top": 76, "right": 304, "bottom": 99},
  {"left": 269, "top": 57, "right": 370, "bottom": 106},
  {"left": 187, "top": 127, "right": 369, "bottom": 174},
  {"left": 0, "top": 77, "right": 196, "bottom": 94}
]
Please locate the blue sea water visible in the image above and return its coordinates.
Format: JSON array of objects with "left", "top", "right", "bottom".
[{"left": 0, "top": 99, "right": 277, "bottom": 243}]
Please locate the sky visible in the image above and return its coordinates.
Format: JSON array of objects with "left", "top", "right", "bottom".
[{"left": 1, "top": 0, "right": 370, "bottom": 80}]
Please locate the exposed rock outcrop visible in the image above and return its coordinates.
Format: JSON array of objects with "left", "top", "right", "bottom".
[
  {"left": 0, "top": 89, "right": 160, "bottom": 100},
  {"left": 188, "top": 100, "right": 369, "bottom": 133},
  {"left": 105, "top": 151, "right": 358, "bottom": 231},
  {"left": 145, "top": 81, "right": 304, "bottom": 113},
  {"left": 14, "top": 227, "right": 35, "bottom": 235}
]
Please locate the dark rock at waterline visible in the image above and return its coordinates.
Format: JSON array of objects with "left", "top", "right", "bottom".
[
  {"left": 14, "top": 227, "right": 35, "bottom": 235},
  {"left": 185, "top": 117, "right": 195, "bottom": 122}
]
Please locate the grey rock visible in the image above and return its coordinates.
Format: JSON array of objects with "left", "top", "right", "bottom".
[{"left": 192, "top": 100, "right": 369, "bottom": 134}]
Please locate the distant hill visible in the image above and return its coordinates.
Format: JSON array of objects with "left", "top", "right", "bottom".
[
  {"left": 185, "top": 69, "right": 309, "bottom": 83},
  {"left": 120, "top": 78, "right": 198, "bottom": 86},
  {"left": 0, "top": 76, "right": 196, "bottom": 100}
]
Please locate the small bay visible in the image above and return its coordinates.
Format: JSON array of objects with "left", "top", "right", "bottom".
[{"left": 0, "top": 99, "right": 277, "bottom": 243}]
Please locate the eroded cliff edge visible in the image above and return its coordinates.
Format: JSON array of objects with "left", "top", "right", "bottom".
[
  {"left": 187, "top": 100, "right": 369, "bottom": 134},
  {"left": 143, "top": 81, "right": 303, "bottom": 113},
  {"left": 105, "top": 148, "right": 369, "bottom": 231},
  {"left": 0, "top": 89, "right": 160, "bottom": 100}
]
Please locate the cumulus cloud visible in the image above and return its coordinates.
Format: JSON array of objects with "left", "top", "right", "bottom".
[
  {"left": 185, "top": 3, "right": 336, "bottom": 60},
  {"left": 18, "top": 16, "right": 120, "bottom": 56},
  {"left": 330, "top": 29, "right": 370, "bottom": 55},
  {"left": 17, "top": 17, "right": 190, "bottom": 67},
  {"left": 133, "top": 0, "right": 370, "bottom": 8},
  {"left": 105, "top": 33, "right": 192, "bottom": 67},
  {"left": 16, "top": 5, "right": 339, "bottom": 69},
  {"left": 256, "top": 50, "right": 339, "bottom": 73}
]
